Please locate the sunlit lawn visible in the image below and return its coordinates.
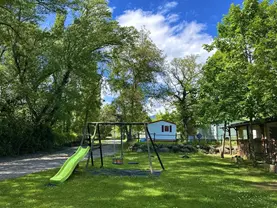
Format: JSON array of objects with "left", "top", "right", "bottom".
[{"left": 1, "top": 152, "right": 277, "bottom": 208}]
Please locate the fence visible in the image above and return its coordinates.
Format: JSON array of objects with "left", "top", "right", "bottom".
[{"left": 136, "top": 132, "right": 181, "bottom": 142}]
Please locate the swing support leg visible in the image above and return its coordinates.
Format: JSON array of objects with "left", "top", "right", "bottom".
[{"left": 145, "top": 124, "right": 153, "bottom": 174}]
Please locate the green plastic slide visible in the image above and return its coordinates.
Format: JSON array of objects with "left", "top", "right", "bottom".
[{"left": 50, "top": 146, "right": 90, "bottom": 184}]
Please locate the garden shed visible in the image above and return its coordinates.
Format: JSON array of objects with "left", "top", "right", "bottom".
[
  {"left": 228, "top": 117, "right": 277, "bottom": 161},
  {"left": 147, "top": 120, "right": 177, "bottom": 141}
]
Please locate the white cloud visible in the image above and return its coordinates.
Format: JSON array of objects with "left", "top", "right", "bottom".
[
  {"left": 158, "top": 1, "right": 178, "bottom": 14},
  {"left": 167, "top": 13, "right": 179, "bottom": 23},
  {"left": 117, "top": 9, "right": 213, "bottom": 62}
]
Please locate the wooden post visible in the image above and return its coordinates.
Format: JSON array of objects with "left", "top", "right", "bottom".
[
  {"left": 264, "top": 125, "right": 269, "bottom": 159},
  {"left": 236, "top": 128, "right": 239, "bottom": 156},
  {"left": 246, "top": 125, "right": 251, "bottom": 158},
  {"left": 221, "top": 121, "right": 227, "bottom": 158},
  {"left": 229, "top": 127, "right": 232, "bottom": 155},
  {"left": 235, "top": 128, "right": 239, "bottom": 146},
  {"left": 260, "top": 124, "right": 265, "bottom": 159}
]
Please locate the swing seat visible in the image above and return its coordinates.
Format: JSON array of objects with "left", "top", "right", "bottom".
[{"left": 112, "top": 157, "right": 123, "bottom": 165}]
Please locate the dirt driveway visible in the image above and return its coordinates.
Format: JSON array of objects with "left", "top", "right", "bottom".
[{"left": 0, "top": 144, "right": 116, "bottom": 181}]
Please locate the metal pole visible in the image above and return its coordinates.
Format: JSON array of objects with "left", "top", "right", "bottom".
[
  {"left": 113, "top": 125, "right": 116, "bottom": 156},
  {"left": 120, "top": 125, "right": 124, "bottom": 159},
  {"left": 97, "top": 124, "right": 104, "bottom": 168},
  {"left": 86, "top": 123, "right": 94, "bottom": 168},
  {"left": 145, "top": 124, "right": 153, "bottom": 174},
  {"left": 146, "top": 126, "right": 165, "bottom": 170}
]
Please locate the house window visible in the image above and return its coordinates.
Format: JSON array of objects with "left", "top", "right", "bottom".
[{"left": 162, "top": 125, "right": 173, "bottom": 132}]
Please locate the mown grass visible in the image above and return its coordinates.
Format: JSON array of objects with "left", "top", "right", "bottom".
[{"left": 1, "top": 152, "right": 277, "bottom": 208}]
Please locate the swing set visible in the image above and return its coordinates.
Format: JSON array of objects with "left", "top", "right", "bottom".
[
  {"left": 50, "top": 121, "right": 164, "bottom": 184},
  {"left": 83, "top": 122, "right": 165, "bottom": 173}
]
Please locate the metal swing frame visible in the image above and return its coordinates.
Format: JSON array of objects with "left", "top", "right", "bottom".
[{"left": 84, "top": 122, "right": 165, "bottom": 172}]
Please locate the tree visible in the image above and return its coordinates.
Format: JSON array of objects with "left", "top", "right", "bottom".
[
  {"left": 198, "top": 51, "right": 244, "bottom": 157},
  {"left": 109, "top": 28, "right": 164, "bottom": 140},
  {"left": 0, "top": 0, "right": 138, "bottom": 155},
  {"left": 201, "top": 0, "right": 277, "bottom": 162},
  {"left": 163, "top": 55, "right": 201, "bottom": 139}
]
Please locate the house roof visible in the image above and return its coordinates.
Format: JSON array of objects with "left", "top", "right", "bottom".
[
  {"left": 228, "top": 117, "right": 277, "bottom": 128},
  {"left": 148, "top": 120, "right": 176, "bottom": 125}
]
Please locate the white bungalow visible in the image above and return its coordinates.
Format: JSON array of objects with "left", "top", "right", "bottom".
[{"left": 147, "top": 120, "right": 177, "bottom": 141}]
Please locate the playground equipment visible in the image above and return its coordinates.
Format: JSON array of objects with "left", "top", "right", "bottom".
[
  {"left": 50, "top": 122, "right": 164, "bottom": 184},
  {"left": 50, "top": 124, "right": 98, "bottom": 184},
  {"left": 112, "top": 125, "right": 124, "bottom": 165},
  {"left": 49, "top": 146, "right": 90, "bottom": 183}
]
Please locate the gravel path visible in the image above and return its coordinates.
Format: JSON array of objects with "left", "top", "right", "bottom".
[{"left": 0, "top": 144, "right": 117, "bottom": 181}]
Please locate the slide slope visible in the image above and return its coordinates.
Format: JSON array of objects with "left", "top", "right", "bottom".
[{"left": 50, "top": 146, "right": 90, "bottom": 183}]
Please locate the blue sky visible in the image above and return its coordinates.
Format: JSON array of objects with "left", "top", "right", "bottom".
[{"left": 110, "top": 0, "right": 244, "bottom": 37}]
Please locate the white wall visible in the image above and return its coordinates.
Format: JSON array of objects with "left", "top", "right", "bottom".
[{"left": 147, "top": 121, "right": 177, "bottom": 140}]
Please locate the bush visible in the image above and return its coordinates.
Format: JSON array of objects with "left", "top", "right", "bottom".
[
  {"left": 53, "top": 131, "right": 78, "bottom": 147},
  {"left": 0, "top": 117, "right": 78, "bottom": 156},
  {"left": 0, "top": 118, "right": 54, "bottom": 156}
]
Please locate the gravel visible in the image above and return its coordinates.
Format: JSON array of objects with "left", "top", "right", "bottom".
[{"left": 0, "top": 144, "right": 116, "bottom": 181}]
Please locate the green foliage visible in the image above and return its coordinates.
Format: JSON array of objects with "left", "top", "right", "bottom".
[
  {"left": 199, "top": 0, "right": 277, "bottom": 162},
  {"left": 0, "top": 117, "right": 54, "bottom": 156},
  {"left": 109, "top": 28, "right": 164, "bottom": 123},
  {"left": 108, "top": 28, "right": 164, "bottom": 140},
  {"left": 0, "top": 0, "right": 144, "bottom": 154},
  {"left": 201, "top": 0, "right": 277, "bottom": 122},
  {"left": 163, "top": 55, "right": 201, "bottom": 137}
]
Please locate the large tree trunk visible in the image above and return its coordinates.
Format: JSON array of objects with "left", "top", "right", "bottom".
[
  {"left": 182, "top": 116, "right": 188, "bottom": 140},
  {"left": 125, "top": 125, "right": 132, "bottom": 141},
  {"left": 221, "top": 121, "right": 227, "bottom": 158}
]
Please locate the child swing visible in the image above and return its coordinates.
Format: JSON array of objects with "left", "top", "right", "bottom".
[{"left": 112, "top": 125, "right": 124, "bottom": 165}]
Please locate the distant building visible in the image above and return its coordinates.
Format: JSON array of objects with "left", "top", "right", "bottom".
[
  {"left": 196, "top": 122, "right": 238, "bottom": 141},
  {"left": 147, "top": 120, "right": 177, "bottom": 141},
  {"left": 229, "top": 117, "right": 277, "bottom": 160}
]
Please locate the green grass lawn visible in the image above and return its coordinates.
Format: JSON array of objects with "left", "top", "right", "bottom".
[{"left": 1, "top": 152, "right": 277, "bottom": 208}]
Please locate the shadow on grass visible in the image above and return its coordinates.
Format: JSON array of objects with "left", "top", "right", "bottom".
[{"left": 1, "top": 153, "right": 277, "bottom": 208}]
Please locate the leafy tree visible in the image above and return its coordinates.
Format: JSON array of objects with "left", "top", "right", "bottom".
[
  {"left": 0, "top": 0, "right": 137, "bottom": 155},
  {"left": 109, "top": 28, "right": 164, "bottom": 140},
  {"left": 201, "top": 0, "right": 277, "bottom": 162},
  {"left": 163, "top": 55, "right": 201, "bottom": 139},
  {"left": 198, "top": 51, "right": 245, "bottom": 157}
]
